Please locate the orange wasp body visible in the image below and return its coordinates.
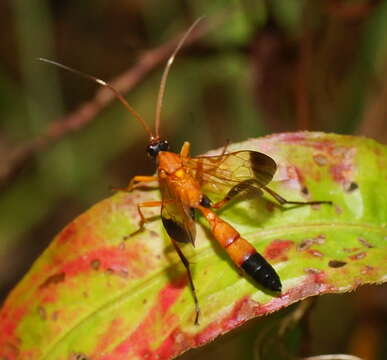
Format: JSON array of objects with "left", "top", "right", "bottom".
[{"left": 40, "top": 19, "right": 330, "bottom": 324}]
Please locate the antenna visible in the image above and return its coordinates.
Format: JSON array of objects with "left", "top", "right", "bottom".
[
  {"left": 37, "top": 58, "right": 154, "bottom": 138},
  {"left": 154, "top": 17, "right": 204, "bottom": 138}
]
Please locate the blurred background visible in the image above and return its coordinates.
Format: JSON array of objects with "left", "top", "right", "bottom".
[{"left": 0, "top": 0, "right": 386, "bottom": 359}]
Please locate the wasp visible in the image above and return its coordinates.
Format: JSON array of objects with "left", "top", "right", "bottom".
[{"left": 39, "top": 19, "right": 331, "bottom": 324}]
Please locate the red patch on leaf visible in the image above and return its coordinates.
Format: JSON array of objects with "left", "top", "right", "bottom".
[
  {"left": 279, "top": 133, "right": 307, "bottom": 143},
  {"left": 264, "top": 240, "right": 293, "bottom": 261},
  {"left": 330, "top": 163, "right": 352, "bottom": 183},
  {"left": 99, "top": 277, "right": 186, "bottom": 360},
  {"left": 62, "top": 243, "right": 150, "bottom": 279},
  {"left": 328, "top": 147, "right": 355, "bottom": 185},
  {"left": 306, "top": 268, "right": 326, "bottom": 285},
  {"left": 154, "top": 329, "right": 192, "bottom": 360},
  {"left": 0, "top": 305, "right": 26, "bottom": 359},
  {"left": 57, "top": 221, "right": 77, "bottom": 244},
  {"left": 37, "top": 243, "right": 154, "bottom": 305},
  {"left": 195, "top": 297, "right": 260, "bottom": 346},
  {"left": 91, "top": 317, "right": 125, "bottom": 356}
]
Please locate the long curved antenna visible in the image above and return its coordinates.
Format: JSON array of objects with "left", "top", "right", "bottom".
[
  {"left": 154, "top": 17, "right": 204, "bottom": 138},
  {"left": 37, "top": 58, "right": 154, "bottom": 138}
]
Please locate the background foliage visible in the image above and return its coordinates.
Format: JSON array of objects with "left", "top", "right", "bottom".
[{"left": 0, "top": 0, "right": 386, "bottom": 359}]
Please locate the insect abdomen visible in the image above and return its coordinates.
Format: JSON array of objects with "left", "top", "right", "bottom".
[
  {"left": 198, "top": 206, "right": 282, "bottom": 292},
  {"left": 241, "top": 252, "right": 281, "bottom": 291}
]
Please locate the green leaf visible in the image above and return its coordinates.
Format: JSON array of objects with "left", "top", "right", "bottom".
[{"left": 0, "top": 132, "right": 386, "bottom": 360}]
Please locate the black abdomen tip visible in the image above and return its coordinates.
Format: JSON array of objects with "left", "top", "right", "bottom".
[{"left": 241, "top": 252, "right": 282, "bottom": 292}]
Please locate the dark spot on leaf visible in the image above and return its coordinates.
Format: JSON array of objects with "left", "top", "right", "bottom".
[
  {"left": 313, "top": 153, "right": 328, "bottom": 166},
  {"left": 334, "top": 205, "right": 343, "bottom": 214},
  {"left": 328, "top": 260, "right": 347, "bottom": 268},
  {"left": 297, "top": 235, "right": 325, "bottom": 251},
  {"left": 315, "top": 234, "right": 326, "bottom": 241},
  {"left": 342, "top": 247, "right": 360, "bottom": 253},
  {"left": 266, "top": 201, "right": 275, "bottom": 212},
  {"left": 343, "top": 181, "right": 358, "bottom": 192},
  {"left": 149, "top": 230, "right": 159, "bottom": 238},
  {"left": 301, "top": 186, "right": 309, "bottom": 195},
  {"left": 305, "top": 268, "right": 322, "bottom": 275},
  {"left": 361, "top": 265, "right": 374, "bottom": 274},
  {"left": 105, "top": 267, "right": 129, "bottom": 278},
  {"left": 307, "top": 249, "right": 324, "bottom": 257},
  {"left": 118, "top": 269, "right": 129, "bottom": 278},
  {"left": 51, "top": 311, "right": 59, "bottom": 321},
  {"left": 90, "top": 259, "right": 101, "bottom": 270},
  {"left": 143, "top": 299, "right": 148, "bottom": 304},
  {"left": 349, "top": 252, "right": 367, "bottom": 261},
  {"left": 39, "top": 272, "right": 66, "bottom": 289},
  {"left": 37, "top": 306, "right": 46, "bottom": 320},
  {"left": 358, "top": 237, "right": 374, "bottom": 248},
  {"left": 106, "top": 268, "right": 115, "bottom": 275},
  {"left": 297, "top": 239, "right": 314, "bottom": 251},
  {"left": 70, "top": 352, "right": 89, "bottom": 360}
]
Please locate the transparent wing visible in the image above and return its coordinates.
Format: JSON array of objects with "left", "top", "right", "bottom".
[
  {"left": 183, "top": 151, "right": 277, "bottom": 202},
  {"left": 160, "top": 180, "right": 196, "bottom": 245}
]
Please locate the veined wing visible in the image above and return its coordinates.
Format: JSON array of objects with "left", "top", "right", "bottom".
[
  {"left": 183, "top": 151, "right": 277, "bottom": 202},
  {"left": 160, "top": 179, "right": 196, "bottom": 246}
]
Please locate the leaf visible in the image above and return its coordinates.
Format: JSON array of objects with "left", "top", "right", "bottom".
[{"left": 0, "top": 132, "right": 386, "bottom": 360}]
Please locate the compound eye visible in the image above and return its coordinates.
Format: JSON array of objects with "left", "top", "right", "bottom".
[
  {"left": 146, "top": 144, "right": 158, "bottom": 158},
  {"left": 160, "top": 140, "right": 169, "bottom": 152}
]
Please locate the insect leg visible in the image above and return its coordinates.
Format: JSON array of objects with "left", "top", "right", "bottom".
[
  {"left": 180, "top": 141, "right": 191, "bottom": 158},
  {"left": 170, "top": 239, "right": 200, "bottom": 325},
  {"left": 262, "top": 186, "right": 332, "bottom": 206},
  {"left": 113, "top": 175, "right": 158, "bottom": 192},
  {"left": 125, "top": 201, "right": 162, "bottom": 239},
  {"left": 212, "top": 179, "right": 262, "bottom": 209}
]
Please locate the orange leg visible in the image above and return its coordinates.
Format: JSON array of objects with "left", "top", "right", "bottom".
[
  {"left": 180, "top": 141, "right": 191, "bottom": 158},
  {"left": 125, "top": 201, "right": 162, "bottom": 239},
  {"left": 113, "top": 175, "right": 158, "bottom": 192}
]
